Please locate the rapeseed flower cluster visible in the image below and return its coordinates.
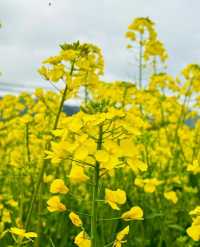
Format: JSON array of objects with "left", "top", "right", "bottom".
[{"left": 0, "top": 17, "right": 199, "bottom": 247}]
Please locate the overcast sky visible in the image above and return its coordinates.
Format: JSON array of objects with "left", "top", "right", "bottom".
[{"left": 0, "top": 0, "right": 200, "bottom": 92}]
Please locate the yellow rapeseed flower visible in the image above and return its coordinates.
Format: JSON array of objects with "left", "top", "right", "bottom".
[
  {"left": 189, "top": 206, "right": 200, "bottom": 216},
  {"left": 164, "top": 191, "right": 178, "bottom": 204},
  {"left": 50, "top": 179, "right": 69, "bottom": 194},
  {"left": 95, "top": 150, "right": 110, "bottom": 163},
  {"left": 113, "top": 225, "right": 129, "bottom": 247},
  {"left": 187, "top": 160, "right": 200, "bottom": 175},
  {"left": 10, "top": 227, "right": 38, "bottom": 239},
  {"left": 69, "top": 212, "right": 83, "bottom": 227},
  {"left": 121, "top": 206, "right": 144, "bottom": 221},
  {"left": 187, "top": 224, "right": 200, "bottom": 241},
  {"left": 74, "top": 231, "right": 91, "bottom": 247},
  {"left": 105, "top": 188, "right": 126, "bottom": 210},
  {"left": 47, "top": 196, "right": 66, "bottom": 212},
  {"left": 68, "top": 165, "right": 89, "bottom": 183},
  {"left": 143, "top": 178, "right": 162, "bottom": 193}
]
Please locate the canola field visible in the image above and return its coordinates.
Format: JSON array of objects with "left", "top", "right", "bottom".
[{"left": 0, "top": 17, "right": 199, "bottom": 247}]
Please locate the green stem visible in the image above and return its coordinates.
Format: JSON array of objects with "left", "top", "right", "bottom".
[
  {"left": 34, "top": 185, "right": 43, "bottom": 247},
  {"left": 53, "top": 81, "right": 68, "bottom": 130},
  {"left": 24, "top": 61, "right": 75, "bottom": 230},
  {"left": 91, "top": 125, "right": 103, "bottom": 247},
  {"left": 24, "top": 154, "right": 48, "bottom": 230},
  {"left": 91, "top": 162, "right": 100, "bottom": 247}
]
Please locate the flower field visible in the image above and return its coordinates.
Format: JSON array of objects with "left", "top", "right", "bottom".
[{"left": 0, "top": 17, "right": 200, "bottom": 246}]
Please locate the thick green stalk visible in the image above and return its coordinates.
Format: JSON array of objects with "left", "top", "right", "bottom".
[
  {"left": 53, "top": 80, "right": 69, "bottom": 130},
  {"left": 24, "top": 61, "right": 75, "bottom": 230},
  {"left": 91, "top": 125, "right": 103, "bottom": 247},
  {"left": 24, "top": 146, "right": 49, "bottom": 230},
  {"left": 91, "top": 162, "right": 100, "bottom": 247}
]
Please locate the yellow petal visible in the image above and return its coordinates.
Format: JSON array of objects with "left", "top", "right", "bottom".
[
  {"left": 121, "top": 206, "right": 143, "bottom": 221},
  {"left": 50, "top": 179, "right": 69, "bottom": 194}
]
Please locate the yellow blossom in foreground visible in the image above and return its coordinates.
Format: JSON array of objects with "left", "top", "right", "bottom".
[
  {"left": 121, "top": 206, "right": 143, "bottom": 221},
  {"left": 105, "top": 188, "right": 126, "bottom": 210},
  {"left": 113, "top": 225, "right": 129, "bottom": 247},
  {"left": 164, "top": 191, "right": 178, "bottom": 204},
  {"left": 69, "top": 212, "right": 83, "bottom": 227},
  {"left": 50, "top": 179, "right": 69, "bottom": 194},
  {"left": 74, "top": 231, "right": 91, "bottom": 247},
  {"left": 10, "top": 227, "right": 38, "bottom": 239},
  {"left": 47, "top": 196, "right": 66, "bottom": 212}
]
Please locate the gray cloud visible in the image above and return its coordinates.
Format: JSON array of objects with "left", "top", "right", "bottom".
[{"left": 0, "top": 0, "right": 200, "bottom": 91}]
